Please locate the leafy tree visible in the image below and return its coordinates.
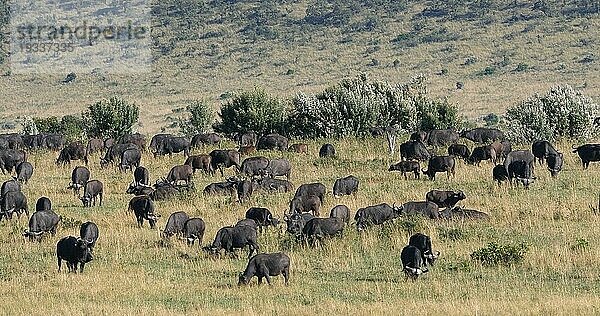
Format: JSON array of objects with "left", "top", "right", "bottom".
[
  {"left": 179, "top": 100, "right": 215, "bottom": 136},
  {"left": 82, "top": 97, "right": 139, "bottom": 140}
]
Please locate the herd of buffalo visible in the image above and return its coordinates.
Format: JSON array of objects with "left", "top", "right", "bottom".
[{"left": 0, "top": 128, "right": 598, "bottom": 284}]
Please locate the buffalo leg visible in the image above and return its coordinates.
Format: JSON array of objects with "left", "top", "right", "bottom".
[
  {"left": 99, "top": 193, "right": 103, "bottom": 206},
  {"left": 283, "top": 267, "right": 289, "bottom": 285},
  {"left": 79, "top": 263, "right": 85, "bottom": 273},
  {"left": 57, "top": 257, "right": 62, "bottom": 272},
  {"left": 258, "top": 276, "right": 263, "bottom": 285}
]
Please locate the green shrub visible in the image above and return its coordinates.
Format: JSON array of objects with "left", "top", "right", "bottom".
[
  {"left": 483, "top": 113, "right": 500, "bottom": 126},
  {"left": 502, "top": 85, "right": 600, "bottom": 143},
  {"left": 438, "top": 227, "right": 468, "bottom": 242},
  {"left": 82, "top": 97, "right": 139, "bottom": 140},
  {"left": 179, "top": 100, "right": 215, "bottom": 136},
  {"left": 31, "top": 115, "right": 85, "bottom": 141},
  {"left": 215, "top": 88, "right": 287, "bottom": 136},
  {"left": 471, "top": 242, "right": 528, "bottom": 266}
]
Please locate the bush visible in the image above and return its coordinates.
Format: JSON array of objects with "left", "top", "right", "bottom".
[
  {"left": 483, "top": 113, "right": 500, "bottom": 126},
  {"left": 502, "top": 85, "right": 600, "bottom": 143},
  {"left": 215, "top": 88, "right": 287, "bottom": 136},
  {"left": 471, "top": 242, "right": 528, "bottom": 266},
  {"left": 82, "top": 97, "right": 139, "bottom": 140},
  {"left": 179, "top": 100, "right": 215, "bottom": 136},
  {"left": 31, "top": 115, "right": 85, "bottom": 141}
]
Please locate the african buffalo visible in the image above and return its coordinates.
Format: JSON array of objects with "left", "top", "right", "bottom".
[
  {"left": 425, "top": 190, "right": 466, "bottom": 208},
  {"left": 22, "top": 209, "right": 60, "bottom": 241},
  {"left": 203, "top": 181, "right": 237, "bottom": 196},
  {"left": 101, "top": 143, "right": 138, "bottom": 167},
  {"left": 265, "top": 158, "right": 291, "bottom": 179},
  {"left": 572, "top": 144, "right": 600, "bottom": 169},
  {"left": 294, "top": 183, "right": 326, "bottom": 204},
  {"left": 185, "top": 155, "right": 213, "bottom": 174},
  {"left": 427, "top": 129, "right": 459, "bottom": 147},
  {"left": 205, "top": 225, "right": 259, "bottom": 259},
  {"left": 15, "top": 161, "right": 33, "bottom": 183},
  {"left": 399, "top": 140, "right": 430, "bottom": 161},
  {"left": 288, "top": 143, "right": 308, "bottom": 153},
  {"left": 409, "top": 233, "right": 440, "bottom": 266},
  {"left": 355, "top": 203, "right": 401, "bottom": 231},
  {"left": 389, "top": 160, "right": 421, "bottom": 180},
  {"left": 149, "top": 134, "right": 173, "bottom": 153},
  {"left": 1, "top": 191, "right": 28, "bottom": 220},
  {"left": 238, "top": 253, "right": 290, "bottom": 286},
  {"left": 79, "top": 221, "right": 99, "bottom": 250},
  {"left": 257, "top": 134, "right": 288, "bottom": 151},
  {"left": 86, "top": 138, "right": 104, "bottom": 155},
  {"left": 1, "top": 178, "right": 20, "bottom": 197},
  {"left": 134, "top": 166, "right": 150, "bottom": 186},
  {"left": 191, "top": 133, "right": 222, "bottom": 147},
  {"left": 399, "top": 201, "right": 440, "bottom": 219},
  {"left": 460, "top": 128, "right": 504, "bottom": 143},
  {"left": 503, "top": 150, "right": 535, "bottom": 176},
  {"left": 329, "top": 205, "right": 350, "bottom": 224},
  {"left": 154, "top": 136, "right": 190, "bottom": 157},
  {"left": 401, "top": 245, "right": 428, "bottom": 280},
  {"left": 319, "top": 144, "right": 335, "bottom": 158},
  {"left": 289, "top": 195, "right": 321, "bottom": 216},
  {"left": 0, "top": 149, "right": 27, "bottom": 174},
  {"left": 80, "top": 180, "right": 103, "bottom": 207},
  {"left": 257, "top": 178, "right": 294, "bottom": 193},
  {"left": 183, "top": 218, "right": 205, "bottom": 246},
  {"left": 56, "top": 236, "right": 93, "bottom": 273},
  {"left": 245, "top": 207, "right": 279, "bottom": 231},
  {"left": 333, "top": 175, "right": 359, "bottom": 196},
  {"left": 35, "top": 197, "right": 52, "bottom": 212},
  {"left": 284, "top": 213, "right": 315, "bottom": 236},
  {"left": 119, "top": 148, "right": 141, "bottom": 172},
  {"left": 128, "top": 195, "right": 159, "bottom": 228},
  {"left": 162, "top": 211, "right": 189, "bottom": 238},
  {"left": 467, "top": 145, "right": 497, "bottom": 165},
  {"left": 56, "top": 142, "right": 87, "bottom": 165},
  {"left": 240, "top": 156, "right": 270, "bottom": 178},
  {"left": 448, "top": 144, "right": 470, "bottom": 160},
  {"left": 237, "top": 132, "right": 258, "bottom": 147},
  {"left": 209, "top": 149, "right": 241, "bottom": 176},
  {"left": 120, "top": 133, "right": 147, "bottom": 151},
  {"left": 166, "top": 165, "right": 193, "bottom": 185},
  {"left": 532, "top": 140, "right": 560, "bottom": 165},
  {"left": 547, "top": 153, "right": 563, "bottom": 177},
  {"left": 302, "top": 217, "right": 344, "bottom": 245},
  {"left": 492, "top": 164, "right": 509, "bottom": 186},
  {"left": 422, "top": 156, "right": 455, "bottom": 180}
]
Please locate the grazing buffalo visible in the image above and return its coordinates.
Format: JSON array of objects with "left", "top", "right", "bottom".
[
  {"left": 191, "top": 133, "right": 222, "bottom": 147},
  {"left": 42, "top": 133, "right": 65, "bottom": 151},
  {"left": 185, "top": 155, "right": 213, "bottom": 174},
  {"left": 427, "top": 129, "right": 459, "bottom": 147},
  {"left": 410, "top": 131, "right": 428, "bottom": 143},
  {"left": 149, "top": 134, "right": 173, "bottom": 153},
  {"left": 532, "top": 140, "right": 560, "bottom": 165},
  {"left": 508, "top": 160, "right": 535, "bottom": 189},
  {"left": 400, "top": 140, "right": 430, "bottom": 161},
  {"left": 388, "top": 161, "right": 420, "bottom": 180},
  {"left": 245, "top": 207, "right": 279, "bottom": 231},
  {"left": 56, "top": 236, "right": 93, "bottom": 273},
  {"left": 240, "top": 156, "right": 270, "bottom": 178},
  {"left": 120, "top": 133, "right": 147, "bottom": 151},
  {"left": 294, "top": 183, "right": 326, "bottom": 204},
  {"left": 203, "top": 181, "right": 237, "bottom": 196},
  {"left": 289, "top": 195, "right": 321, "bottom": 216},
  {"left": 425, "top": 190, "right": 466, "bottom": 208},
  {"left": 355, "top": 203, "right": 401, "bottom": 231},
  {"left": 503, "top": 150, "right": 535, "bottom": 175},
  {"left": 134, "top": 166, "right": 150, "bottom": 186},
  {"left": 68, "top": 168, "right": 92, "bottom": 199},
  {"left": 288, "top": 143, "right": 308, "bottom": 153},
  {"left": 236, "top": 219, "right": 259, "bottom": 230},
  {"left": 467, "top": 145, "right": 497, "bottom": 165},
  {"left": 154, "top": 136, "right": 190, "bottom": 157},
  {"left": 183, "top": 218, "right": 205, "bottom": 246},
  {"left": 22, "top": 209, "right": 60, "bottom": 241},
  {"left": 401, "top": 245, "right": 428, "bottom": 280},
  {"left": 499, "top": 140, "right": 512, "bottom": 159},
  {"left": 0, "top": 133, "right": 24, "bottom": 149},
  {"left": 284, "top": 213, "right": 315, "bottom": 236},
  {"left": 128, "top": 195, "right": 159, "bottom": 228},
  {"left": 101, "top": 143, "right": 138, "bottom": 167},
  {"left": 265, "top": 158, "right": 291, "bottom": 179},
  {"left": 149, "top": 181, "right": 180, "bottom": 201},
  {"left": 238, "top": 253, "right": 290, "bottom": 286},
  {"left": 119, "top": 148, "right": 141, "bottom": 172},
  {"left": 205, "top": 225, "right": 259, "bottom": 259},
  {"left": 209, "top": 149, "right": 241, "bottom": 176},
  {"left": 572, "top": 144, "right": 600, "bottom": 169},
  {"left": 126, "top": 183, "right": 154, "bottom": 196},
  {"left": 399, "top": 201, "right": 440, "bottom": 219},
  {"left": 409, "top": 233, "right": 439, "bottom": 266},
  {"left": 257, "top": 134, "right": 288, "bottom": 151},
  {"left": 35, "top": 197, "right": 52, "bottom": 212},
  {"left": 440, "top": 206, "right": 490, "bottom": 220},
  {"left": 238, "top": 146, "right": 256, "bottom": 156},
  {"left": 1, "top": 191, "right": 28, "bottom": 220},
  {"left": 15, "top": 161, "right": 33, "bottom": 184},
  {"left": 329, "top": 205, "right": 350, "bottom": 224},
  {"left": 460, "top": 128, "right": 504, "bottom": 143},
  {"left": 56, "top": 142, "right": 87, "bottom": 165},
  {"left": 547, "top": 153, "right": 564, "bottom": 178},
  {"left": 1, "top": 178, "right": 20, "bottom": 197},
  {"left": 422, "top": 156, "right": 456, "bottom": 180},
  {"left": 302, "top": 217, "right": 344, "bottom": 245},
  {"left": 166, "top": 165, "right": 193, "bottom": 185},
  {"left": 162, "top": 211, "right": 189, "bottom": 238},
  {"left": 79, "top": 222, "right": 99, "bottom": 250},
  {"left": 257, "top": 178, "right": 293, "bottom": 193},
  {"left": 333, "top": 175, "right": 359, "bottom": 196},
  {"left": 448, "top": 144, "right": 470, "bottom": 160},
  {"left": 86, "top": 138, "right": 104, "bottom": 155},
  {"left": 492, "top": 164, "right": 510, "bottom": 186},
  {"left": 236, "top": 179, "right": 255, "bottom": 203},
  {"left": 80, "top": 180, "right": 103, "bottom": 207},
  {"left": 319, "top": 144, "right": 336, "bottom": 158},
  {"left": 237, "top": 132, "right": 258, "bottom": 147},
  {"left": 0, "top": 149, "right": 27, "bottom": 174}
]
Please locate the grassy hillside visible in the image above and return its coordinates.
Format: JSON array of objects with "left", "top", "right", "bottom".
[
  {"left": 0, "top": 138, "right": 599, "bottom": 314},
  {"left": 0, "top": 0, "right": 599, "bottom": 134}
]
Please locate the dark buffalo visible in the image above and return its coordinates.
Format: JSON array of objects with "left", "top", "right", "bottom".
[
  {"left": 284, "top": 212, "right": 315, "bottom": 236},
  {"left": 355, "top": 203, "right": 401, "bottom": 231},
  {"left": 389, "top": 161, "right": 420, "bottom": 180},
  {"left": 425, "top": 190, "right": 466, "bottom": 208},
  {"left": 236, "top": 179, "right": 255, "bottom": 203},
  {"left": 400, "top": 140, "right": 430, "bottom": 161},
  {"left": 467, "top": 145, "right": 497, "bottom": 165},
  {"left": 35, "top": 196, "right": 52, "bottom": 212},
  {"left": 149, "top": 181, "right": 179, "bottom": 201},
  {"left": 101, "top": 143, "right": 138, "bottom": 167},
  {"left": 79, "top": 221, "right": 99, "bottom": 250},
  {"left": 206, "top": 225, "right": 259, "bottom": 259},
  {"left": 86, "top": 138, "right": 104, "bottom": 155},
  {"left": 134, "top": 166, "right": 150, "bottom": 186},
  {"left": 67, "top": 166, "right": 91, "bottom": 196},
  {"left": 166, "top": 164, "right": 193, "bottom": 185},
  {"left": 302, "top": 217, "right": 344, "bottom": 245},
  {"left": 191, "top": 133, "right": 222, "bottom": 147},
  {"left": 503, "top": 150, "right": 535, "bottom": 175},
  {"left": 399, "top": 201, "right": 440, "bottom": 219},
  {"left": 257, "top": 134, "right": 288, "bottom": 151},
  {"left": 0, "top": 133, "right": 24, "bottom": 149},
  {"left": 126, "top": 183, "right": 155, "bottom": 196},
  {"left": 15, "top": 161, "right": 33, "bottom": 184},
  {"left": 185, "top": 155, "right": 213, "bottom": 174},
  {"left": 422, "top": 156, "right": 456, "bottom": 180},
  {"left": 128, "top": 195, "right": 159, "bottom": 228},
  {"left": 237, "top": 132, "right": 258, "bottom": 147},
  {"left": 240, "top": 156, "right": 270, "bottom": 178},
  {"left": 56, "top": 236, "right": 93, "bottom": 273},
  {"left": 257, "top": 178, "right": 294, "bottom": 193},
  {"left": 572, "top": 144, "right": 600, "bottom": 169},
  {"left": 22, "top": 209, "right": 60, "bottom": 241},
  {"left": 401, "top": 245, "right": 428, "bottom": 280},
  {"left": 43, "top": 133, "right": 65, "bottom": 151},
  {"left": 1, "top": 178, "right": 20, "bottom": 197},
  {"left": 238, "top": 253, "right": 290, "bottom": 286},
  {"left": 183, "top": 218, "right": 205, "bottom": 246},
  {"left": 319, "top": 144, "right": 336, "bottom": 158},
  {"left": 333, "top": 175, "right": 359, "bottom": 196},
  {"left": 245, "top": 207, "right": 279, "bottom": 231},
  {"left": 154, "top": 136, "right": 190, "bottom": 157},
  {"left": 238, "top": 146, "right": 256, "bottom": 156},
  {"left": 329, "top": 205, "right": 350, "bottom": 224},
  {"left": 80, "top": 180, "right": 103, "bottom": 207},
  {"left": 448, "top": 144, "right": 470, "bottom": 160},
  {"left": 427, "top": 129, "right": 459, "bottom": 147},
  {"left": 236, "top": 219, "right": 259, "bottom": 230},
  {"left": 265, "top": 158, "right": 291, "bottom": 179},
  {"left": 499, "top": 141, "right": 512, "bottom": 159},
  {"left": 0, "top": 149, "right": 27, "bottom": 174},
  {"left": 492, "top": 164, "right": 509, "bottom": 186},
  {"left": 149, "top": 134, "right": 173, "bottom": 153},
  {"left": 162, "top": 211, "right": 189, "bottom": 238},
  {"left": 119, "top": 148, "right": 141, "bottom": 172},
  {"left": 209, "top": 149, "right": 241, "bottom": 176},
  {"left": 1, "top": 191, "right": 28, "bottom": 220},
  {"left": 547, "top": 153, "right": 564, "bottom": 178},
  {"left": 104, "top": 138, "right": 115, "bottom": 150},
  {"left": 409, "top": 233, "right": 440, "bottom": 266},
  {"left": 294, "top": 183, "right": 326, "bottom": 204},
  {"left": 440, "top": 206, "right": 490, "bottom": 220},
  {"left": 289, "top": 195, "right": 321, "bottom": 216},
  {"left": 460, "top": 128, "right": 504, "bottom": 143},
  {"left": 56, "top": 142, "right": 87, "bottom": 165},
  {"left": 410, "top": 131, "right": 428, "bottom": 143},
  {"left": 532, "top": 140, "right": 560, "bottom": 165},
  {"left": 508, "top": 160, "right": 535, "bottom": 189},
  {"left": 288, "top": 143, "right": 308, "bottom": 153},
  {"left": 120, "top": 133, "right": 147, "bottom": 151},
  {"left": 203, "top": 181, "right": 237, "bottom": 196}
]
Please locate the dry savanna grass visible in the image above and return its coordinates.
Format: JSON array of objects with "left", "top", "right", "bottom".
[{"left": 0, "top": 137, "right": 599, "bottom": 315}]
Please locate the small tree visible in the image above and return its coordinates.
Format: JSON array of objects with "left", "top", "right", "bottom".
[
  {"left": 179, "top": 100, "right": 215, "bottom": 136},
  {"left": 82, "top": 97, "right": 139, "bottom": 140},
  {"left": 30, "top": 115, "right": 85, "bottom": 141}
]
